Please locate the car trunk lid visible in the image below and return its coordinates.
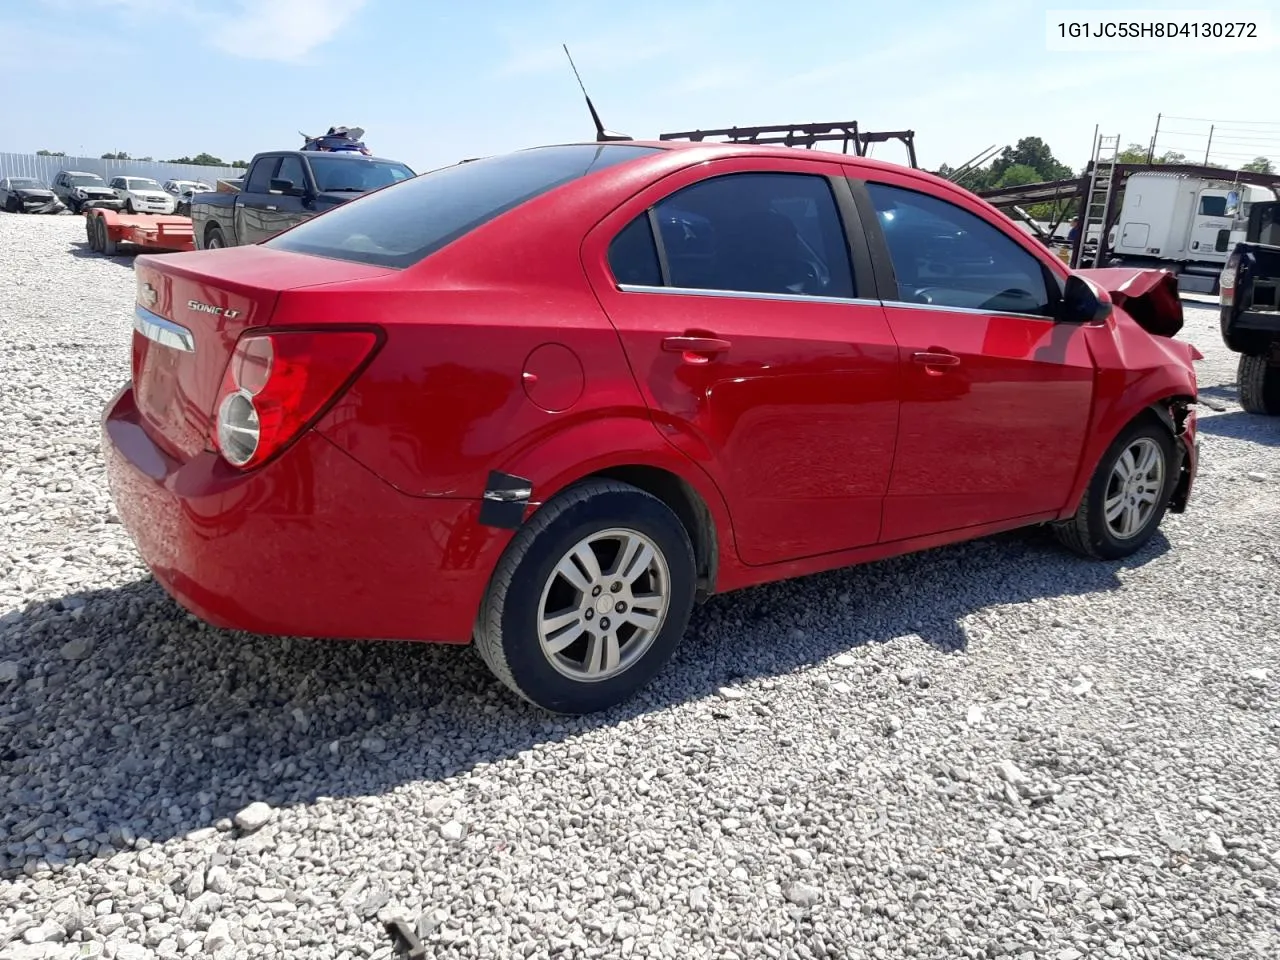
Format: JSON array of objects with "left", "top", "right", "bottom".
[{"left": 131, "top": 246, "right": 393, "bottom": 460}]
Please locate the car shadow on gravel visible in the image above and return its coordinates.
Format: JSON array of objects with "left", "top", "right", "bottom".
[
  {"left": 1197, "top": 410, "right": 1280, "bottom": 446},
  {"left": 67, "top": 240, "right": 137, "bottom": 268},
  {"left": 0, "top": 526, "right": 1167, "bottom": 875}
]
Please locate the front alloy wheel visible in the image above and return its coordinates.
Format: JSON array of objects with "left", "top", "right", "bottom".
[
  {"left": 1053, "top": 417, "right": 1176, "bottom": 559},
  {"left": 1103, "top": 437, "right": 1165, "bottom": 540}
]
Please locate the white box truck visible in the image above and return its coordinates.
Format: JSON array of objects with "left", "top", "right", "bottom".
[{"left": 1105, "top": 171, "right": 1277, "bottom": 294}]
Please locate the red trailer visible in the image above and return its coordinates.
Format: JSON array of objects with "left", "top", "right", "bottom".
[{"left": 83, "top": 208, "right": 195, "bottom": 256}]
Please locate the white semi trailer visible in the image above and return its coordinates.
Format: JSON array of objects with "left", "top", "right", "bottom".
[{"left": 1105, "top": 171, "right": 1276, "bottom": 294}]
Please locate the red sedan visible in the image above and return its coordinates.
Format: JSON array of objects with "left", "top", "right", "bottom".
[{"left": 103, "top": 140, "right": 1200, "bottom": 714}]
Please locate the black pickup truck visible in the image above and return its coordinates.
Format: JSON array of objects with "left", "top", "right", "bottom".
[
  {"left": 189, "top": 149, "right": 415, "bottom": 250},
  {"left": 1220, "top": 200, "right": 1280, "bottom": 415}
]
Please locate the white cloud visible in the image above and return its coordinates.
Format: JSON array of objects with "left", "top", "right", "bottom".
[
  {"left": 35, "top": 0, "right": 367, "bottom": 62},
  {"left": 206, "top": 0, "right": 370, "bottom": 63},
  {"left": 489, "top": 3, "right": 734, "bottom": 80}
]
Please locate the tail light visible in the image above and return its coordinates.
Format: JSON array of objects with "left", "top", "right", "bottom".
[
  {"left": 212, "top": 329, "right": 380, "bottom": 470},
  {"left": 1220, "top": 248, "right": 1240, "bottom": 306}
]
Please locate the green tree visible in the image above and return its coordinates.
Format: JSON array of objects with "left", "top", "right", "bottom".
[
  {"left": 991, "top": 137, "right": 1074, "bottom": 182},
  {"left": 1243, "top": 156, "right": 1276, "bottom": 174},
  {"left": 101, "top": 151, "right": 130, "bottom": 160},
  {"left": 36, "top": 149, "right": 65, "bottom": 156},
  {"left": 995, "top": 163, "right": 1043, "bottom": 188},
  {"left": 1116, "top": 143, "right": 1187, "bottom": 165},
  {"left": 168, "top": 152, "right": 231, "bottom": 167}
]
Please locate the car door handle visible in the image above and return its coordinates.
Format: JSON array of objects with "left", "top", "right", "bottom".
[
  {"left": 265, "top": 205, "right": 277, "bottom": 211},
  {"left": 662, "top": 336, "right": 731, "bottom": 356},
  {"left": 912, "top": 351, "right": 961, "bottom": 367}
]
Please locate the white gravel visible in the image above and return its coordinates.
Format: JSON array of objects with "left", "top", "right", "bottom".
[{"left": 2, "top": 213, "right": 1279, "bottom": 960}]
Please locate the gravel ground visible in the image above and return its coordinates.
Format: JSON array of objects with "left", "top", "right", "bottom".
[{"left": 1, "top": 213, "right": 1278, "bottom": 960}]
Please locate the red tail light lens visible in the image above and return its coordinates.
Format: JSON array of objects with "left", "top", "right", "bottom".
[{"left": 212, "top": 329, "right": 379, "bottom": 470}]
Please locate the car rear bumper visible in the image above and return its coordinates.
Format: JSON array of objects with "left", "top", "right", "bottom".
[{"left": 101, "top": 384, "right": 508, "bottom": 643}]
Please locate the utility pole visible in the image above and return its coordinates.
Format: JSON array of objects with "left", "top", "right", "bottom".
[
  {"left": 1147, "top": 113, "right": 1161, "bottom": 163},
  {"left": 1204, "top": 125, "right": 1215, "bottom": 165}
]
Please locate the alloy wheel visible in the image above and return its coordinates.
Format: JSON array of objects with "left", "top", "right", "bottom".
[
  {"left": 1104, "top": 437, "right": 1165, "bottom": 539},
  {"left": 536, "top": 528, "right": 672, "bottom": 682}
]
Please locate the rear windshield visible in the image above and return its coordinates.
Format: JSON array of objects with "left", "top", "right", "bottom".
[
  {"left": 308, "top": 156, "right": 415, "bottom": 193},
  {"left": 265, "top": 143, "right": 663, "bottom": 269}
]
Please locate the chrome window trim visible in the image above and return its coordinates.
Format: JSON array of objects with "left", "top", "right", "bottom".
[
  {"left": 617, "top": 283, "right": 881, "bottom": 308},
  {"left": 615, "top": 283, "right": 1056, "bottom": 321},
  {"left": 881, "top": 300, "right": 1057, "bottom": 323},
  {"left": 133, "top": 305, "right": 196, "bottom": 353}
]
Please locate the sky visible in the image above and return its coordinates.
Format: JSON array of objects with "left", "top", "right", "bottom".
[{"left": 2, "top": 0, "right": 1277, "bottom": 176}]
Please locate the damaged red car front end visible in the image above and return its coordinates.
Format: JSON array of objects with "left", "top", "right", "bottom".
[{"left": 1074, "top": 266, "right": 1201, "bottom": 514}]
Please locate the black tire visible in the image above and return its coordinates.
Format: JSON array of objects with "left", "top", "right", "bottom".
[
  {"left": 1238, "top": 353, "right": 1280, "bottom": 416},
  {"left": 99, "top": 217, "right": 117, "bottom": 256},
  {"left": 124, "top": 198, "right": 135, "bottom": 215},
  {"left": 204, "top": 224, "right": 225, "bottom": 249},
  {"left": 4, "top": 197, "right": 18, "bottom": 213},
  {"left": 85, "top": 213, "right": 98, "bottom": 250},
  {"left": 1053, "top": 416, "right": 1177, "bottom": 560},
  {"left": 474, "top": 479, "right": 697, "bottom": 715}
]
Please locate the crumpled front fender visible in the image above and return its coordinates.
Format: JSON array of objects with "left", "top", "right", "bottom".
[{"left": 1076, "top": 266, "right": 1184, "bottom": 338}]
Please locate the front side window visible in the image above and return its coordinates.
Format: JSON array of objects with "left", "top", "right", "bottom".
[
  {"left": 866, "top": 181, "right": 1053, "bottom": 316},
  {"left": 1199, "top": 194, "right": 1228, "bottom": 217},
  {"left": 275, "top": 156, "right": 306, "bottom": 191},
  {"left": 637, "top": 172, "right": 856, "bottom": 299},
  {"left": 244, "top": 158, "right": 275, "bottom": 194}
]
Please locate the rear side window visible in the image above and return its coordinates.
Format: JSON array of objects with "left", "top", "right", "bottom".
[
  {"left": 608, "top": 215, "right": 663, "bottom": 286},
  {"left": 606, "top": 172, "right": 856, "bottom": 299},
  {"left": 266, "top": 144, "right": 663, "bottom": 269}
]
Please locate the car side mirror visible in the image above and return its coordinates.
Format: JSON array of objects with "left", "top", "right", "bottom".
[
  {"left": 1058, "top": 274, "right": 1112, "bottom": 324},
  {"left": 269, "top": 178, "right": 301, "bottom": 195}
]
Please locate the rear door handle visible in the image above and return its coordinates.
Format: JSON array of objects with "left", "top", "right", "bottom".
[
  {"left": 662, "top": 336, "right": 732, "bottom": 357},
  {"left": 912, "top": 351, "right": 960, "bottom": 368}
]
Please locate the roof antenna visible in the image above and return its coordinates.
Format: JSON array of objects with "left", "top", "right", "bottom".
[{"left": 563, "top": 44, "right": 632, "bottom": 142}]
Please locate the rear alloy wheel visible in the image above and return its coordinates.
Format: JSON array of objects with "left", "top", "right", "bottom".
[
  {"left": 205, "top": 225, "right": 225, "bottom": 249},
  {"left": 474, "top": 479, "right": 696, "bottom": 715},
  {"left": 1053, "top": 418, "right": 1176, "bottom": 560},
  {"left": 1238, "top": 353, "right": 1280, "bottom": 416}
]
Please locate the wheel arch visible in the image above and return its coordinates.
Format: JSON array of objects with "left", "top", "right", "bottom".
[
  {"left": 492, "top": 418, "right": 735, "bottom": 601},
  {"left": 1060, "top": 390, "right": 1196, "bottom": 520},
  {"left": 581, "top": 464, "right": 720, "bottom": 602}
]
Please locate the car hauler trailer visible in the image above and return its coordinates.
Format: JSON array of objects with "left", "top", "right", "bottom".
[{"left": 82, "top": 207, "right": 195, "bottom": 256}]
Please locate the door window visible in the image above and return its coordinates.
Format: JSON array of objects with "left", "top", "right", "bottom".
[
  {"left": 244, "top": 158, "right": 276, "bottom": 194},
  {"left": 608, "top": 172, "right": 856, "bottom": 299},
  {"left": 608, "top": 214, "right": 663, "bottom": 287},
  {"left": 1199, "top": 194, "right": 1228, "bottom": 217},
  {"left": 275, "top": 156, "right": 306, "bottom": 192},
  {"left": 866, "top": 182, "right": 1054, "bottom": 316}
]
